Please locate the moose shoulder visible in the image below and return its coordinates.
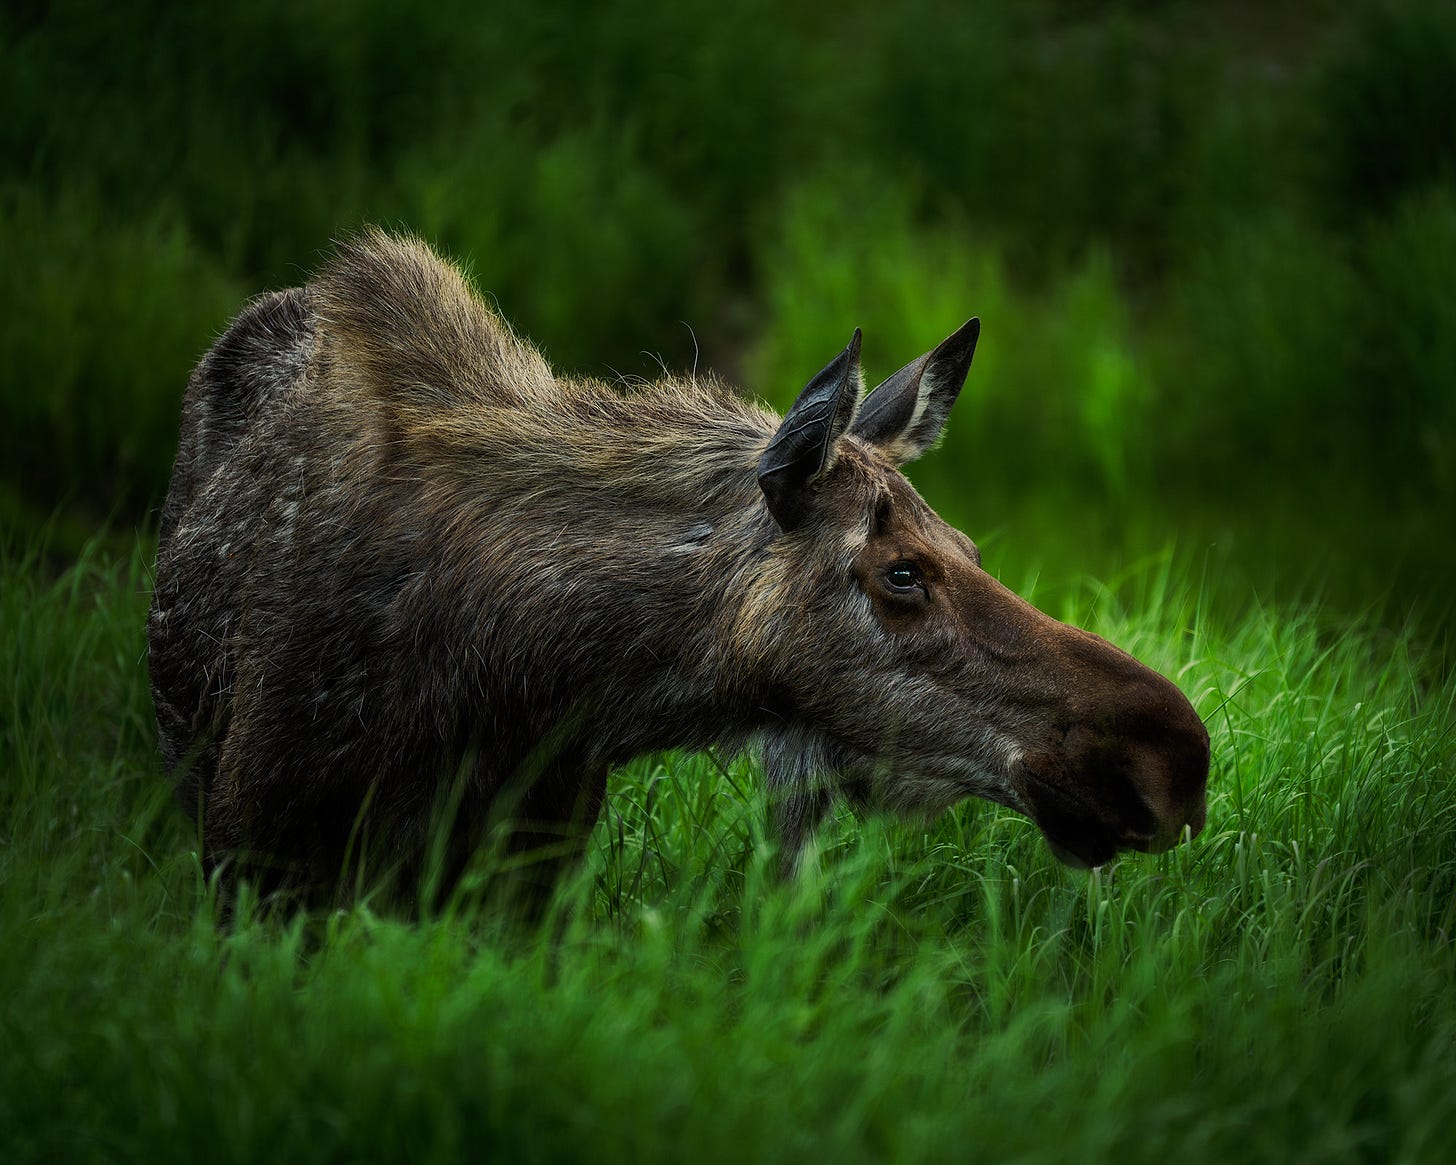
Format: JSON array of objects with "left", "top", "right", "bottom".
[{"left": 148, "top": 229, "right": 1209, "bottom": 905}]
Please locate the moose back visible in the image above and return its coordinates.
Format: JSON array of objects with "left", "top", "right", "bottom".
[{"left": 148, "top": 230, "right": 1209, "bottom": 903}]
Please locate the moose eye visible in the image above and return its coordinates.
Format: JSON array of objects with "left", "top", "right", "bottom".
[{"left": 884, "top": 562, "right": 922, "bottom": 594}]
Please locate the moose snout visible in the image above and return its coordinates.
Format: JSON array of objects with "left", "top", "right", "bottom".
[{"left": 1016, "top": 668, "right": 1211, "bottom": 869}]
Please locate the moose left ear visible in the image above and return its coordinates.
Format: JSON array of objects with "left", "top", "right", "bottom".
[
  {"left": 851, "top": 317, "right": 980, "bottom": 465},
  {"left": 758, "top": 329, "right": 864, "bottom": 532}
]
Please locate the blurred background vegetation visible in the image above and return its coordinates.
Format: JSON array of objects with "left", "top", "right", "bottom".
[{"left": 3, "top": 0, "right": 1454, "bottom": 620}]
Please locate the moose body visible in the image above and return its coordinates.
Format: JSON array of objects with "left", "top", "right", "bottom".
[{"left": 149, "top": 230, "right": 1209, "bottom": 903}]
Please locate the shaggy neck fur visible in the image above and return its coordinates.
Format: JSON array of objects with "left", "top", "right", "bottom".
[{"left": 310, "top": 230, "right": 788, "bottom": 763}]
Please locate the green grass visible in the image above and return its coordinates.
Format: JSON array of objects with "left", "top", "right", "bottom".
[{"left": 4, "top": 534, "right": 1454, "bottom": 1164}]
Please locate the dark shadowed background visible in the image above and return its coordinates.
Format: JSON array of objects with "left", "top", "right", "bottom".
[{"left": 4, "top": 0, "right": 1454, "bottom": 626}]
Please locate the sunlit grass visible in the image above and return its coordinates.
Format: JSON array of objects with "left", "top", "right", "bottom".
[{"left": 3, "top": 536, "right": 1454, "bottom": 1163}]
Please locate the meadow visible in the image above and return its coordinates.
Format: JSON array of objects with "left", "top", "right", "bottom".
[
  {"left": 3, "top": 1, "right": 1456, "bottom": 1161},
  {"left": 4, "top": 537, "right": 1455, "bottom": 1163}
]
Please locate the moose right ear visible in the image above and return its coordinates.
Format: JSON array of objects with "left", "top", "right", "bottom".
[
  {"left": 757, "top": 330, "right": 864, "bottom": 532},
  {"left": 850, "top": 317, "right": 979, "bottom": 465}
]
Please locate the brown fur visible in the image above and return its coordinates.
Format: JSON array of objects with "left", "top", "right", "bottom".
[{"left": 148, "top": 229, "right": 1208, "bottom": 906}]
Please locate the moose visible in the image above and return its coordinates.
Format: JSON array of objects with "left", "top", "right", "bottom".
[{"left": 148, "top": 229, "right": 1209, "bottom": 905}]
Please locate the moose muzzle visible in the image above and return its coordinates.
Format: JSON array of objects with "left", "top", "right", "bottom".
[{"left": 1011, "top": 627, "right": 1211, "bottom": 869}]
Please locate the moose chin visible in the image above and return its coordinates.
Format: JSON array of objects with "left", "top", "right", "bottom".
[{"left": 148, "top": 228, "right": 1209, "bottom": 906}]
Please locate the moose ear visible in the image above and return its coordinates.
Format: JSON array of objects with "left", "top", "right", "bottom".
[
  {"left": 850, "top": 317, "right": 980, "bottom": 465},
  {"left": 758, "top": 329, "right": 864, "bottom": 532}
]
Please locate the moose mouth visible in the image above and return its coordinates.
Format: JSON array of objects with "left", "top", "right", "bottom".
[{"left": 1015, "top": 764, "right": 1161, "bottom": 870}]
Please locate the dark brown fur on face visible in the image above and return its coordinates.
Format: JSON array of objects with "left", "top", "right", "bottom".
[{"left": 148, "top": 229, "right": 1208, "bottom": 905}]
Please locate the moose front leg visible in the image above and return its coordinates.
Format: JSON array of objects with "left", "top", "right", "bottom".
[
  {"left": 492, "top": 756, "right": 610, "bottom": 912},
  {"left": 760, "top": 728, "right": 837, "bottom": 878}
]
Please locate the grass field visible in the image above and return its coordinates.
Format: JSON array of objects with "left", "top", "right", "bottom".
[
  {"left": 5, "top": 1, "right": 1456, "bottom": 1159},
  {"left": 4, "top": 532, "right": 1454, "bottom": 1164}
]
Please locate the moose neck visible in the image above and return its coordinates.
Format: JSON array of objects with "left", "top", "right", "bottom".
[{"left": 414, "top": 374, "right": 782, "bottom": 763}]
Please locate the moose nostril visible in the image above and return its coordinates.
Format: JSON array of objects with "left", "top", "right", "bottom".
[{"left": 1146, "top": 796, "right": 1207, "bottom": 852}]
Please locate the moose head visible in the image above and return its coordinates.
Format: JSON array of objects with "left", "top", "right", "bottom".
[{"left": 751, "top": 319, "right": 1210, "bottom": 869}]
